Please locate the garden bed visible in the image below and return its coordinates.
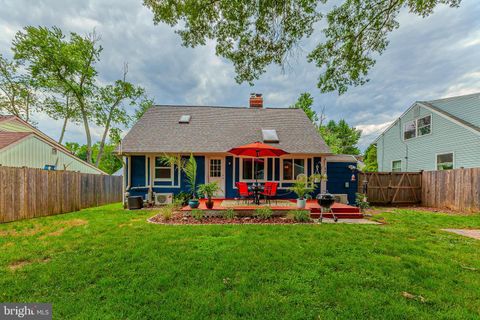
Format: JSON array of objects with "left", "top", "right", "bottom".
[{"left": 148, "top": 212, "right": 313, "bottom": 225}]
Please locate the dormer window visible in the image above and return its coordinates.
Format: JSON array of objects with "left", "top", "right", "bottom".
[
  {"left": 179, "top": 115, "right": 191, "bottom": 123},
  {"left": 262, "top": 129, "right": 279, "bottom": 143},
  {"left": 403, "top": 121, "right": 416, "bottom": 140},
  {"left": 417, "top": 115, "right": 431, "bottom": 136},
  {"left": 403, "top": 114, "right": 431, "bottom": 140}
]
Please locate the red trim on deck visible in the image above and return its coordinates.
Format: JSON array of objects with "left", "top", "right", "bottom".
[{"left": 181, "top": 199, "right": 363, "bottom": 219}]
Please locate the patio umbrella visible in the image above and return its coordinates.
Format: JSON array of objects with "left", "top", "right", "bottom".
[{"left": 227, "top": 141, "right": 289, "bottom": 184}]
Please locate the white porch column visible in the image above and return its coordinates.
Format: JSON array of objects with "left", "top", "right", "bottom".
[
  {"left": 321, "top": 157, "right": 327, "bottom": 193},
  {"left": 122, "top": 156, "right": 127, "bottom": 206}
]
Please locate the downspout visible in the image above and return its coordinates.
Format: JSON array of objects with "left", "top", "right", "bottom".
[
  {"left": 398, "top": 117, "right": 408, "bottom": 171},
  {"left": 381, "top": 134, "right": 385, "bottom": 171}
]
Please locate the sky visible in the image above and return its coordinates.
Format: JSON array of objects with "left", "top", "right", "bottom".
[{"left": 0, "top": 0, "right": 479, "bottom": 151}]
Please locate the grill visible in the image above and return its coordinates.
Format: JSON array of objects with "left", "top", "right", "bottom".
[{"left": 316, "top": 193, "right": 337, "bottom": 222}]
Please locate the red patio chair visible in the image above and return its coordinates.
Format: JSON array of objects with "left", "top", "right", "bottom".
[
  {"left": 236, "top": 182, "right": 253, "bottom": 204},
  {"left": 261, "top": 182, "right": 278, "bottom": 204}
]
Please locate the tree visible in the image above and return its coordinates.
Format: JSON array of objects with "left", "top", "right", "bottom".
[
  {"left": 363, "top": 143, "right": 378, "bottom": 172},
  {"left": 65, "top": 141, "right": 122, "bottom": 175},
  {"left": 319, "top": 119, "right": 362, "bottom": 155},
  {"left": 289, "top": 92, "right": 318, "bottom": 124},
  {"left": 93, "top": 65, "right": 145, "bottom": 167},
  {"left": 0, "top": 54, "right": 37, "bottom": 122},
  {"left": 13, "top": 26, "right": 102, "bottom": 163},
  {"left": 143, "top": 0, "right": 461, "bottom": 94},
  {"left": 134, "top": 97, "right": 154, "bottom": 121},
  {"left": 42, "top": 92, "right": 81, "bottom": 144}
]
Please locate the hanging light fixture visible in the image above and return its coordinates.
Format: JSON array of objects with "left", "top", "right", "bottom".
[{"left": 351, "top": 173, "right": 356, "bottom": 182}]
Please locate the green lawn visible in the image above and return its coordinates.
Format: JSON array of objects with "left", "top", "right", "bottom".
[{"left": 1, "top": 205, "right": 479, "bottom": 319}]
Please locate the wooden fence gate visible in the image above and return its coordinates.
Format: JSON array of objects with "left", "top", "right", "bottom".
[{"left": 358, "top": 172, "right": 422, "bottom": 205}]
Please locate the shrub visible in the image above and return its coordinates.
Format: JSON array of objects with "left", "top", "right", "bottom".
[
  {"left": 159, "top": 205, "right": 174, "bottom": 221},
  {"left": 292, "top": 210, "right": 310, "bottom": 222},
  {"left": 355, "top": 193, "right": 370, "bottom": 211},
  {"left": 174, "top": 192, "right": 191, "bottom": 206},
  {"left": 191, "top": 209, "right": 204, "bottom": 221},
  {"left": 222, "top": 208, "right": 235, "bottom": 219},
  {"left": 256, "top": 206, "right": 273, "bottom": 219}
]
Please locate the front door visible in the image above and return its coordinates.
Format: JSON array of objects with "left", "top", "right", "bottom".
[{"left": 207, "top": 157, "right": 225, "bottom": 197}]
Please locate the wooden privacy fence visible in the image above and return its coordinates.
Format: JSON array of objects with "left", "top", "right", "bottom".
[
  {"left": 358, "top": 172, "right": 422, "bottom": 205},
  {"left": 422, "top": 168, "right": 480, "bottom": 212},
  {"left": 0, "top": 166, "right": 122, "bottom": 223},
  {"left": 359, "top": 168, "right": 480, "bottom": 212}
]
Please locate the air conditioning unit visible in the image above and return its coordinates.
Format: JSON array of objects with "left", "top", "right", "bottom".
[
  {"left": 154, "top": 193, "right": 173, "bottom": 205},
  {"left": 333, "top": 194, "right": 348, "bottom": 204}
]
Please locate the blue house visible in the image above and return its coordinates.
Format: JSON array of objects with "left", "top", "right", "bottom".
[{"left": 118, "top": 94, "right": 358, "bottom": 204}]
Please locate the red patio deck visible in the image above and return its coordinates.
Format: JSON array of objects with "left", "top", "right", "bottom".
[{"left": 181, "top": 199, "right": 363, "bottom": 219}]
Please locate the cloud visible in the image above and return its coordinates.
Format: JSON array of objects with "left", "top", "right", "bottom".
[{"left": 0, "top": 0, "right": 479, "bottom": 150}]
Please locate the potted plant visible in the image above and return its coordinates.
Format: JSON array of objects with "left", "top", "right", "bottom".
[
  {"left": 183, "top": 154, "right": 199, "bottom": 208},
  {"left": 289, "top": 176, "right": 313, "bottom": 209},
  {"left": 197, "top": 182, "right": 219, "bottom": 209}
]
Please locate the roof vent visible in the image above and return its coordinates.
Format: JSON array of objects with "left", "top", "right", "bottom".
[
  {"left": 262, "top": 129, "right": 279, "bottom": 143},
  {"left": 179, "top": 115, "right": 191, "bottom": 123}
]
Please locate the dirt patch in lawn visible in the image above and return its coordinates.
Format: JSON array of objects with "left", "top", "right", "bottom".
[
  {"left": 1, "top": 219, "right": 88, "bottom": 238},
  {"left": 0, "top": 225, "right": 43, "bottom": 237},
  {"left": 41, "top": 219, "right": 88, "bottom": 238},
  {"left": 149, "top": 212, "right": 312, "bottom": 225},
  {"left": 8, "top": 257, "right": 51, "bottom": 271}
]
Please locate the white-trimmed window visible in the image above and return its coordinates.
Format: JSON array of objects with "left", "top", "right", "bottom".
[
  {"left": 403, "top": 120, "right": 416, "bottom": 140},
  {"left": 436, "top": 153, "right": 453, "bottom": 170},
  {"left": 154, "top": 157, "right": 173, "bottom": 181},
  {"left": 417, "top": 115, "right": 431, "bottom": 136},
  {"left": 282, "top": 158, "right": 305, "bottom": 180},
  {"left": 241, "top": 158, "right": 265, "bottom": 180},
  {"left": 209, "top": 159, "right": 221, "bottom": 178},
  {"left": 392, "top": 160, "right": 402, "bottom": 172}
]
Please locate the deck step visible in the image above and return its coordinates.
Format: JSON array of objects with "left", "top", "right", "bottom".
[
  {"left": 310, "top": 212, "right": 363, "bottom": 219},
  {"left": 309, "top": 207, "right": 361, "bottom": 214}
]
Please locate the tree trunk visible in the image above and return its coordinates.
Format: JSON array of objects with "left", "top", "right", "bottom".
[
  {"left": 79, "top": 101, "right": 92, "bottom": 164},
  {"left": 58, "top": 116, "right": 69, "bottom": 144},
  {"left": 95, "top": 107, "right": 115, "bottom": 167}
]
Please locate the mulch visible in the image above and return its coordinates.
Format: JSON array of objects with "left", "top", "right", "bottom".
[{"left": 148, "top": 212, "right": 312, "bottom": 225}]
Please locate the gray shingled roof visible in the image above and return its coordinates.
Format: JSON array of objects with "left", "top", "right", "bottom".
[{"left": 119, "top": 105, "right": 330, "bottom": 154}]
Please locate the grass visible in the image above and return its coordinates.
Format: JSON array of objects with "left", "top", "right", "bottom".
[{"left": 0, "top": 204, "right": 479, "bottom": 319}]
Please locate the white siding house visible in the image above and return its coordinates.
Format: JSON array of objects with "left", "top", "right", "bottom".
[
  {"left": 375, "top": 93, "right": 480, "bottom": 172},
  {"left": 0, "top": 115, "right": 105, "bottom": 174}
]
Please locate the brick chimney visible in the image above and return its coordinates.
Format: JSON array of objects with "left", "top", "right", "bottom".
[{"left": 249, "top": 93, "right": 263, "bottom": 108}]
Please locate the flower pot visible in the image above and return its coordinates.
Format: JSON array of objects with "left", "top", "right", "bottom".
[
  {"left": 188, "top": 199, "right": 200, "bottom": 209},
  {"left": 205, "top": 199, "right": 214, "bottom": 209},
  {"left": 296, "top": 198, "right": 306, "bottom": 209}
]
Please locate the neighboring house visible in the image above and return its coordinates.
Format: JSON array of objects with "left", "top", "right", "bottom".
[
  {"left": 0, "top": 115, "right": 105, "bottom": 174},
  {"left": 374, "top": 92, "right": 480, "bottom": 172},
  {"left": 118, "top": 94, "right": 359, "bottom": 204}
]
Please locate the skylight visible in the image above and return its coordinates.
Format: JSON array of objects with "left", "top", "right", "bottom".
[
  {"left": 179, "top": 115, "right": 191, "bottom": 123},
  {"left": 262, "top": 129, "right": 279, "bottom": 143}
]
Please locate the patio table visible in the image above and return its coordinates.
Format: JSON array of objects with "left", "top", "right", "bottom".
[{"left": 249, "top": 184, "right": 264, "bottom": 205}]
